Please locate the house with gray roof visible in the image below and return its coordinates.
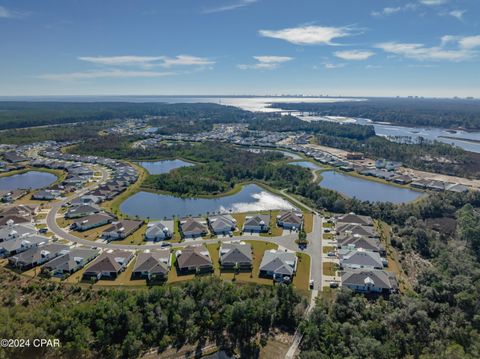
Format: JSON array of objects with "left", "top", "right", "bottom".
[
  {"left": 8, "top": 243, "right": 70, "bottom": 270},
  {"left": 336, "top": 213, "right": 373, "bottom": 226},
  {"left": 337, "top": 235, "right": 386, "bottom": 256},
  {"left": 71, "top": 195, "right": 102, "bottom": 206},
  {"left": 336, "top": 223, "right": 379, "bottom": 239},
  {"left": 71, "top": 213, "right": 114, "bottom": 231},
  {"left": 339, "top": 248, "right": 386, "bottom": 270},
  {"left": 0, "top": 222, "right": 36, "bottom": 242},
  {"left": 276, "top": 210, "right": 303, "bottom": 230},
  {"left": 145, "top": 221, "right": 172, "bottom": 241},
  {"left": 180, "top": 218, "right": 208, "bottom": 239},
  {"left": 65, "top": 204, "right": 101, "bottom": 219},
  {"left": 209, "top": 215, "right": 236, "bottom": 235},
  {"left": 43, "top": 248, "right": 99, "bottom": 276},
  {"left": 243, "top": 214, "right": 270, "bottom": 233},
  {"left": 0, "top": 235, "right": 48, "bottom": 257},
  {"left": 341, "top": 269, "right": 398, "bottom": 294},
  {"left": 259, "top": 249, "right": 297, "bottom": 282},
  {"left": 132, "top": 250, "right": 171, "bottom": 280},
  {"left": 82, "top": 250, "right": 134, "bottom": 280},
  {"left": 176, "top": 245, "right": 213, "bottom": 273},
  {"left": 219, "top": 242, "right": 252, "bottom": 270},
  {"left": 102, "top": 219, "right": 143, "bottom": 240},
  {"left": 32, "top": 189, "right": 60, "bottom": 201}
]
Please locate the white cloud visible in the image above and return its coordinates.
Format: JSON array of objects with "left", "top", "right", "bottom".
[
  {"left": 38, "top": 70, "right": 175, "bottom": 81},
  {"left": 334, "top": 50, "right": 374, "bottom": 61},
  {"left": 448, "top": 10, "right": 465, "bottom": 20},
  {"left": 78, "top": 55, "right": 215, "bottom": 68},
  {"left": 0, "top": 5, "right": 28, "bottom": 19},
  {"left": 420, "top": 0, "right": 447, "bottom": 5},
  {"left": 371, "top": 3, "right": 417, "bottom": 17},
  {"left": 203, "top": 0, "right": 258, "bottom": 14},
  {"left": 161, "top": 55, "right": 215, "bottom": 67},
  {"left": 376, "top": 35, "right": 480, "bottom": 61},
  {"left": 238, "top": 55, "right": 293, "bottom": 70},
  {"left": 259, "top": 25, "right": 356, "bottom": 45},
  {"left": 324, "top": 63, "right": 346, "bottom": 69}
]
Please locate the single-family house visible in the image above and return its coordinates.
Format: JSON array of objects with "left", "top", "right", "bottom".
[
  {"left": 276, "top": 210, "right": 303, "bottom": 230},
  {"left": 219, "top": 242, "right": 252, "bottom": 270},
  {"left": 0, "top": 235, "right": 48, "bottom": 257},
  {"left": 102, "top": 220, "right": 143, "bottom": 240},
  {"left": 176, "top": 245, "right": 213, "bottom": 273},
  {"left": 42, "top": 248, "right": 99, "bottom": 276},
  {"left": 0, "top": 222, "right": 36, "bottom": 242},
  {"left": 82, "top": 250, "right": 134, "bottom": 280},
  {"left": 8, "top": 243, "right": 70, "bottom": 270},
  {"left": 336, "top": 223, "right": 379, "bottom": 239},
  {"left": 339, "top": 248, "right": 386, "bottom": 270},
  {"left": 259, "top": 249, "right": 297, "bottom": 282},
  {"left": 71, "top": 213, "right": 114, "bottom": 231},
  {"left": 132, "top": 250, "right": 171, "bottom": 280},
  {"left": 180, "top": 218, "right": 208, "bottom": 239},
  {"left": 209, "top": 215, "right": 236, "bottom": 235},
  {"left": 65, "top": 204, "right": 101, "bottom": 219},
  {"left": 243, "top": 214, "right": 270, "bottom": 233},
  {"left": 32, "top": 189, "right": 60, "bottom": 201},
  {"left": 336, "top": 213, "right": 373, "bottom": 226},
  {"left": 341, "top": 269, "right": 398, "bottom": 294},
  {"left": 337, "top": 235, "right": 385, "bottom": 255},
  {"left": 145, "top": 221, "right": 173, "bottom": 241}
]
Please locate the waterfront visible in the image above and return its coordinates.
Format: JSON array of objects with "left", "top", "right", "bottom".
[
  {"left": 0, "top": 171, "right": 57, "bottom": 190},
  {"left": 138, "top": 159, "right": 193, "bottom": 174}
]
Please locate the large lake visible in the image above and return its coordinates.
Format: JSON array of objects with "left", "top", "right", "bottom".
[
  {"left": 0, "top": 171, "right": 57, "bottom": 190},
  {"left": 319, "top": 171, "right": 422, "bottom": 203},
  {"left": 120, "top": 184, "right": 296, "bottom": 219},
  {"left": 138, "top": 159, "right": 193, "bottom": 174}
]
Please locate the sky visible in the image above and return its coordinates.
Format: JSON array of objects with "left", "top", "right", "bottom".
[{"left": 0, "top": 0, "right": 480, "bottom": 98}]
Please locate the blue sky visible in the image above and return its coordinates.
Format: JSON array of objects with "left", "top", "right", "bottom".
[{"left": 1, "top": 0, "right": 479, "bottom": 97}]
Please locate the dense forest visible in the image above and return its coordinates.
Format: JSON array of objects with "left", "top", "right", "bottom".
[
  {"left": 299, "top": 190, "right": 480, "bottom": 359},
  {"left": 271, "top": 98, "right": 480, "bottom": 130},
  {"left": 0, "top": 102, "right": 259, "bottom": 131},
  {"left": 70, "top": 139, "right": 312, "bottom": 196},
  {"left": 0, "top": 275, "right": 305, "bottom": 358}
]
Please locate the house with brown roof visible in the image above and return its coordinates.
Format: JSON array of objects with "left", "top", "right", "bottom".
[
  {"left": 176, "top": 245, "right": 213, "bottom": 273},
  {"left": 102, "top": 219, "right": 143, "bottom": 240},
  {"left": 132, "top": 250, "right": 171, "bottom": 280},
  {"left": 179, "top": 218, "right": 208, "bottom": 239},
  {"left": 82, "top": 250, "right": 134, "bottom": 280}
]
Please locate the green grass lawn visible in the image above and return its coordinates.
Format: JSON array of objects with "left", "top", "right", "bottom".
[
  {"left": 323, "top": 262, "right": 339, "bottom": 276},
  {"left": 292, "top": 252, "right": 310, "bottom": 291},
  {"left": 323, "top": 233, "right": 334, "bottom": 240},
  {"left": 323, "top": 246, "right": 335, "bottom": 254},
  {"left": 70, "top": 223, "right": 112, "bottom": 241},
  {"left": 303, "top": 212, "right": 313, "bottom": 233},
  {"left": 323, "top": 221, "right": 334, "bottom": 228}
]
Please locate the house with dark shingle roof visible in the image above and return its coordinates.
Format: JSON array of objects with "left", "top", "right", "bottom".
[
  {"left": 335, "top": 213, "right": 373, "bottom": 226},
  {"left": 65, "top": 204, "right": 101, "bottom": 219},
  {"left": 82, "top": 250, "right": 134, "bottom": 280},
  {"left": 132, "top": 250, "right": 171, "bottom": 280},
  {"left": 219, "top": 242, "right": 252, "bottom": 270},
  {"left": 176, "top": 245, "right": 213, "bottom": 273},
  {"left": 276, "top": 210, "right": 303, "bottom": 230},
  {"left": 337, "top": 235, "right": 385, "bottom": 256},
  {"left": 102, "top": 219, "right": 143, "bottom": 240},
  {"left": 71, "top": 213, "right": 114, "bottom": 231},
  {"left": 208, "top": 215, "right": 236, "bottom": 235},
  {"left": 8, "top": 243, "right": 70, "bottom": 270},
  {"left": 341, "top": 269, "right": 398, "bottom": 294},
  {"left": 43, "top": 248, "right": 99, "bottom": 276},
  {"left": 259, "top": 249, "right": 297, "bottom": 282},
  {"left": 180, "top": 218, "right": 208, "bottom": 239},
  {"left": 243, "top": 214, "right": 270, "bottom": 233},
  {"left": 339, "top": 248, "right": 386, "bottom": 270},
  {"left": 336, "top": 223, "right": 379, "bottom": 239}
]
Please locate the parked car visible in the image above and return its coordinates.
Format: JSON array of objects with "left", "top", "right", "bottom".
[
  {"left": 309, "top": 280, "right": 314, "bottom": 289},
  {"left": 327, "top": 251, "right": 336, "bottom": 257},
  {"left": 330, "top": 282, "right": 339, "bottom": 288}
]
